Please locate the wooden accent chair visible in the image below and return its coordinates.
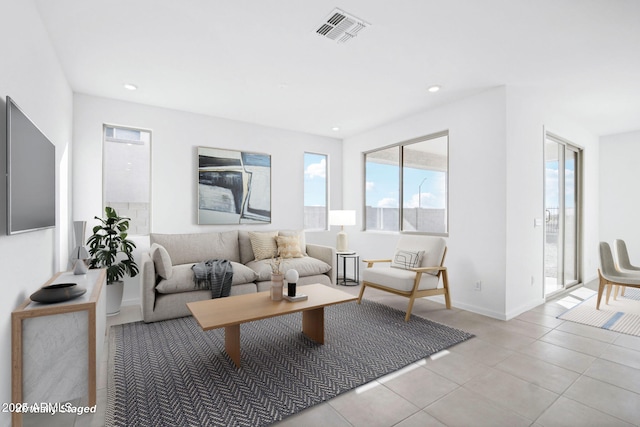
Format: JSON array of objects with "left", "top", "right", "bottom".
[
  {"left": 597, "top": 242, "right": 640, "bottom": 309},
  {"left": 357, "top": 235, "right": 451, "bottom": 321},
  {"left": 613, "top": 239, "right": 640, "bottom": 298}
]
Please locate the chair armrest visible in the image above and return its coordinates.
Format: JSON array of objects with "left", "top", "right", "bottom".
[
  {"left": 363, "top": 259, "right": 392, "bottom": 268},
  {"left": 412, "top": 266, "right": 446, "bottom": 273},
  {"left": 306, "top": 243, "right": 337, "bottom": 284},
  {"left": 140, "top": 251, "right": 158, "bottom": 323}
]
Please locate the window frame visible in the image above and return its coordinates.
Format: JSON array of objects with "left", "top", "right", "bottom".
[
  {"left": 363, "top": 130, "right": 449, "bottom": 236},
  {"left": 303, "top": 151, "right": 329, "bottom": 231},
  {"left": 102, "top": 124, "right": 152, "bottom": 236}
]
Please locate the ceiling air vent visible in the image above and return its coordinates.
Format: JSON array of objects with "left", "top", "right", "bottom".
[{"left": 315, "top": 8, "right": 370, "bottom": 43}]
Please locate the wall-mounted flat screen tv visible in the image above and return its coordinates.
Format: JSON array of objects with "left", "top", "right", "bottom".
[{"left": 6, "top": 96, "right": 56, "bottom": 234}]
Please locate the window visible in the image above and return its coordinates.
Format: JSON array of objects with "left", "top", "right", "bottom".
[
  {"left": 103, "top": 125, "right": 151, "bottom": 235},
  {"left": 303, "top": 152, "right": 328, "bottom": 230},
  {"left": 364, "top": 131, "right": 448, "bottom": 234}
]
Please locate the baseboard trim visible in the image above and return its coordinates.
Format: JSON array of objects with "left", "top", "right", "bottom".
[{"left": 121, "top": 297, "right": 141, "bottom": 307}]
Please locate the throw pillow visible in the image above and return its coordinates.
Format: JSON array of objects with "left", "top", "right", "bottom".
[
  {"left": 390, "top": 249, "right": 424, "bottom": 270},
  {"left": 248, "top": 231, "right": 278, "bottom": 261},
  {"left": 278, "top": 230, "right": 307, "bottom": 256},
  {"left": 276, "top": 235, "right": 304, "bottom": 258},
  {"left": 151, "top": 243, "right": 173, "bottom": 279}
]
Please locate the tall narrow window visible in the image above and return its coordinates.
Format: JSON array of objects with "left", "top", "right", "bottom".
[
  {"left": 544, "top": 132, "right": 582, "bottom": 297},
  {"left": 103, "top": 125, "right": 151, "bottom": 235},
  {"left": 303, "top": 152, "right": 328, "bottom": 230},
  {"left": 365, "top": 131, "right": 448, "bottom": 234}
]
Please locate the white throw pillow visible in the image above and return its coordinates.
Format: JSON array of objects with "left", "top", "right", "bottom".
[{"left": 390, "top": 249, "right": 424, "bottom": 270}]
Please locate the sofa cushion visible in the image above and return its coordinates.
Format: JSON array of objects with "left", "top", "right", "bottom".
[
  {"left": 246, "top": 256, "right": 331, "bottom": 282},
  {"left": 155, "top": 262, "right": 258, "bottom": 294},
  {"left": 238, "top": 230, "right": 255, "bottom": 264},
  {"left": 150, "top": 243, "right": 173, "bottom": 279},
  {"left": 150, "top": 231, "right": 240, "bottom": 265},
  {"left": 248, "top": 231, "right": 278, "bottom": 260},
  {"left": 276, "top": 235, "right": 304, "bottom": 258}
]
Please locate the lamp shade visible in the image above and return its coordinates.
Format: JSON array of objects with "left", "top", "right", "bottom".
[
  {"left": 285, "top": 269, "right": 299, "bottom": 283},
  {"left": 329, "top": 210, "right": 356, "bottom": 226}
]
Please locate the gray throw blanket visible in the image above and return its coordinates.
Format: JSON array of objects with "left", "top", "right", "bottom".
[{"left": 192, "top": 259, "right": 233, "bottom": 299}]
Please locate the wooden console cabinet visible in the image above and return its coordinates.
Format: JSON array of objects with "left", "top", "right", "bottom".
[{"left": 11, "top": 269, "right": 106, "bottom": 427}]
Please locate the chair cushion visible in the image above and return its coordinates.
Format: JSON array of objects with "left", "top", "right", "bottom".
[
  {"left": 247, "top": 256, "right": 331, "bottom": 281},
  {"left": 156, "top": 262, "right": 258, "bottom": 294},
  {"left": 391, "top": 249, "right": 424, "bottom": 270},
  {"left": 363, "top": 266, "right": 440, "bottom": 292},
  {"left": 395, "top": 235, "right": 446, "bottom": 276}
]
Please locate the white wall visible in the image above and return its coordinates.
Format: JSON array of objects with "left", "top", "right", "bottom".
[
  {"left": 599, "top": 130, "right": 640, "bottom": 256},
  {"left": 343, "top": 87, "right": 509, "bottom": 319},
  {"left": 504, "top": 87, "right": 600, "bottom": 318},
  {"left": 0, "top": 0, "right": 72, "bottom": 423},
  {"left": 73, "top": 94, "right": 342, "bottom": 305},
  {"left": 343, "top": 86, "right": 600, "bottom": 320}
]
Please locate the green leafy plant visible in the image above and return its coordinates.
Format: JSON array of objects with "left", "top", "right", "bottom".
[{"left": 87, "top": 207, "right": 139, "bottom": 284}]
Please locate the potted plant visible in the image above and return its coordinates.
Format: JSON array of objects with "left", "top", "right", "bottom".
[{"left": 87, "top": 206, "right": 139, "bottom": 315}]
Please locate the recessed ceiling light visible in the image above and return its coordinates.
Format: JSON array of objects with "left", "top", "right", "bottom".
[
  {"left": 427, "top": 85, "right": 441, "bottom": 93},
  {"left": 332, "top": 126, "right": 340, "bottom": 132},
  {"left": 124, "top": 83, "right": 138, "bottom": 91}
]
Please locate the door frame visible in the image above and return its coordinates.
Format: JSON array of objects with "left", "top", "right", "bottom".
[{"left": 543, "top": 129, "right": 583, "bottom": 299}]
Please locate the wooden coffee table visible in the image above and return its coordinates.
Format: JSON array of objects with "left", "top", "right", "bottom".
[{"left": 187, "top": 284, "right": 357, "bottom": 367}]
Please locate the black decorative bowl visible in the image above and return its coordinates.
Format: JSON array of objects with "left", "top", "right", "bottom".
[{"left": 30, "top": 283, "right": 87, "bottom": 304}]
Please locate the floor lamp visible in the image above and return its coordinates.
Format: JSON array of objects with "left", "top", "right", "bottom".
[{"left": 329, "top": 210, "right": 356, "bottom": 252}]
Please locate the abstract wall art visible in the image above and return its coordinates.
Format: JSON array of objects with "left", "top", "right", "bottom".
[{"left": 197, "top": 147, "right": 271, "bottom": 225}]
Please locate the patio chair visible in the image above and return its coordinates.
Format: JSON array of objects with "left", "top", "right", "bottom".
[
  {"left": 597, "top": 242, "right": 640, "bottom": 309},
  {"left": 613, "top": 239, "right": 640, "bottom": 298},
  {"left": 357, "top": 235, "right": 451, "bottom": 321}
]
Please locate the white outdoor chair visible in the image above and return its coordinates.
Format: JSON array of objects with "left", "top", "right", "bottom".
[
  {"left": 597, "top": 242, "right": 640, "bottom": 309},
  {"left": 613, "top": 239, "right": 640, "bottom": 298},
  {"left": 358, "top": 235, "right": 451, "bottom": 321}
]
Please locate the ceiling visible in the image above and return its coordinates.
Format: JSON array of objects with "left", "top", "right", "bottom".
[{"left": 34, "top": 0, "right": 640, "bottom": 138}]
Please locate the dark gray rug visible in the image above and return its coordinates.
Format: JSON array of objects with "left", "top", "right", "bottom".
[{"left": 106, "top": 299, "right": 473, "bottom": 426}]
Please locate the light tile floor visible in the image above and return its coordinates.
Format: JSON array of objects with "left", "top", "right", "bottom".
[{"left": 23, "top": 282, "right": 640, "bottom": 426}]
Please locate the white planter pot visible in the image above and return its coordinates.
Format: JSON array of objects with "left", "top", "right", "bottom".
[{"left": 107, "top": 281, "right": 124, "bottom": 316}]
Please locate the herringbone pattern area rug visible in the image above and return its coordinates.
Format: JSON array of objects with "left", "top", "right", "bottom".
[{"left": 106, "top": 299, "right": 473, "bottom": 426}]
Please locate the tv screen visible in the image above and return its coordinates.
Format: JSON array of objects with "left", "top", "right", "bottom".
[{"left": 6, "top": 96, "right": 56, "bottom": 234}]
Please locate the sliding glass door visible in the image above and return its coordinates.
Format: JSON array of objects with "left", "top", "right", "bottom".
[{"left": 544, "top": 133, "right": 581, "bottom": 296}]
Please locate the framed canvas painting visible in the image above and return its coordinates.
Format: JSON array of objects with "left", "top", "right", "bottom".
[{"left": 197, "top": 147, "right": 271, "bottom": 224}]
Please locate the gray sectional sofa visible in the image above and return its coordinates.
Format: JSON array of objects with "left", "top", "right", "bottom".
[{"left": 140, "top": 230, "right": 336, "bottom": 322}]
